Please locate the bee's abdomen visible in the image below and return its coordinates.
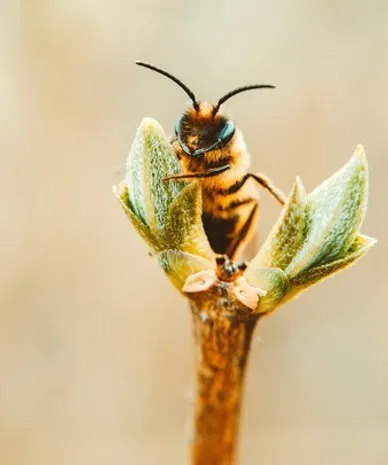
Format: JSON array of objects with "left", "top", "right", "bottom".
[
  {"left": 216, "top": 197, "right": 255, "bottom": 212},
  {"left": 201, "top": 213, "right": 240, "bottom": 255},
  {"left": 202, "top": 200, "right": 259, "bottom": 257},
  {"left": 200, "top": 171, "right": 261, "bottom": 256},
  {"left": 202, "top": 176, "right": 259, "bottom": 217}
]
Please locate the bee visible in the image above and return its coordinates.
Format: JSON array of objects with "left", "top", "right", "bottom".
[{"left": 136, "top": 61, "right": 286, "bottom": 259}]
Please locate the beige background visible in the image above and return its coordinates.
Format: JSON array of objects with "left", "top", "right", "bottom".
[{"left": 1, "top": 1, "right": 388, "bottom": 464}]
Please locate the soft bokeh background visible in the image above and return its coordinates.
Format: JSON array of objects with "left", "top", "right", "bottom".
[{"left": 1, "top": 1, "right": 387, "bottom": 464}]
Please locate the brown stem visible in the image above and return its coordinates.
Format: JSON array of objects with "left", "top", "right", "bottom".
[{"left": 188, "top": 278, "right": 259, "bottom": 465}]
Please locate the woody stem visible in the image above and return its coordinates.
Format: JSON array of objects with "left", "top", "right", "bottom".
[{"left": 189, "top": 298, "right": 259, "bottom": 465}]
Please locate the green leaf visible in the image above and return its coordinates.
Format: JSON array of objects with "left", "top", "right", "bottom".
[
  {"left": 164, "top": 181, "right": 214, "bottom": 260},
  {"left": 116, "top": 118, "right": 215, "bottom": 288},
  {"left": 113, "top": 182, "right": 162, "bottom": 251},
  {"left": 158, "top": 249, "right": 214, "bottom": 291},
  {"left": 286, "top": 145, "right": 369, "bottom": 278},
  {"left": 290, "top": 234, "right": 376, "bottom": 288},
  {"left": 245, "top": 267, "right": 290, "bottom": 314},
  {"left": 247, "top": 177, "right": 306, "bottom": 270},
  {"left": 126, "top": 118, "right": 184, "bottom": 230}
]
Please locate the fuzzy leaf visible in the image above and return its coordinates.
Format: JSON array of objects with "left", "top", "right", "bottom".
[
  {"left": 248, "top": 177, "right": 306, "bottom": 270},
  {"left": 245, "top": 268, "right": 290, "bottom": 314},
  {"left": 113, "top": 182, "right": 162, "bottom": 251},
  {"left": 158, "top": 249, "right": 214, "bottom": 291},
  {"left": 290, "top": 234, "right": 376, "bottom": 288},
  {"left": 165, "top": 181, "right": 214, "bottom": 260},
  {"left": 286, "top": 145, "right": 369, "bottom": 278},
  {"left": 116, "top": 118, "right": 215, "bottom": 286},
  {"left": 126, "top": 118, "right": 183, "bottom": 230}
]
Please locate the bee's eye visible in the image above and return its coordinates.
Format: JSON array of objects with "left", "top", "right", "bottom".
[
  {"left": 174, "top": 116, "right": 183, "bottom": 136},
  {"left": 219, "top": 120, "right": 235, "bottom": 145}
]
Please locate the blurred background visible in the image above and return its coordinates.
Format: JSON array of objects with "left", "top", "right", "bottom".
[{"left": 1, "top": 1, "right": 388, "bottom": 464}]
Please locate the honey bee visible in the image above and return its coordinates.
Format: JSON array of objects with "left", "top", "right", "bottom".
[{"left": 136, "top": 61, "right": 286, "bottom": 259}]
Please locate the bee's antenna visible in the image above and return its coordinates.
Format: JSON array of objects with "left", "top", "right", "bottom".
[
  {"left": 136, "top": 61, "right": 199, "bottom": 110},
  {"left": 213, "top": 84, "right": 275, "bottom": 114}
]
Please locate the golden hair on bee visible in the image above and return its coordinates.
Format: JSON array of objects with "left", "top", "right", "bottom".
[{"left": 136, "top": 61, "right": 286, "bottom": 259}]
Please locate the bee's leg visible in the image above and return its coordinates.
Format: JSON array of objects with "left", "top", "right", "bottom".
[
  {"left": 163, "top": 164, "right": 231, "bottom": 181},
  {"left": 226, "top": 202, "right": 259, "bottom": 259},
  {"left": 215, "top": 255, "right": 247, "bottom": 271},
  {"left": 223, "top": 173, "right": 285, "bottom": 206},
  {"left": 249, "top": 173, "right": 286, "bottom": 206},
  {"left": 215, "top": 255, "right": 248, "bottom": 281}
]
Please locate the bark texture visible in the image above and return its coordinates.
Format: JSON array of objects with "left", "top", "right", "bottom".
[{"left": 188, "top": 265, "right": 260, "bottom": 465}]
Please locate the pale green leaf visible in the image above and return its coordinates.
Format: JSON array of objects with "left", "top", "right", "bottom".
[
  {"left": 165, "top": 181, "right": 214, "bottom": 260},
  {"left": 126, "top": 118, "right": 183, "bottom": 230},
  {"left": 286, "top": 145, "right": 368, "bottom": 278},
  {"left": 113, "top": 182, "right": 162, "bottom": 251},
  {"left": 245, "top": 267, "right": 290, "bottom": 314},
  {"left": 290, "top": 234, "right": 376, "bottom": 288},
  {"left": 158, "top": 249, "right": 214, "bottom": 291},
  {"left": 248, "top": 177, "right": 306, "bottom": 270}
]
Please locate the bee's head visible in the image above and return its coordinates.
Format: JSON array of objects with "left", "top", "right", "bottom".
[
  {"left": 174, "top": 103, "right": 236, "bottom": 157},
  {"left": 136, "top": 61, "right": 275, "bottom": 158}
]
